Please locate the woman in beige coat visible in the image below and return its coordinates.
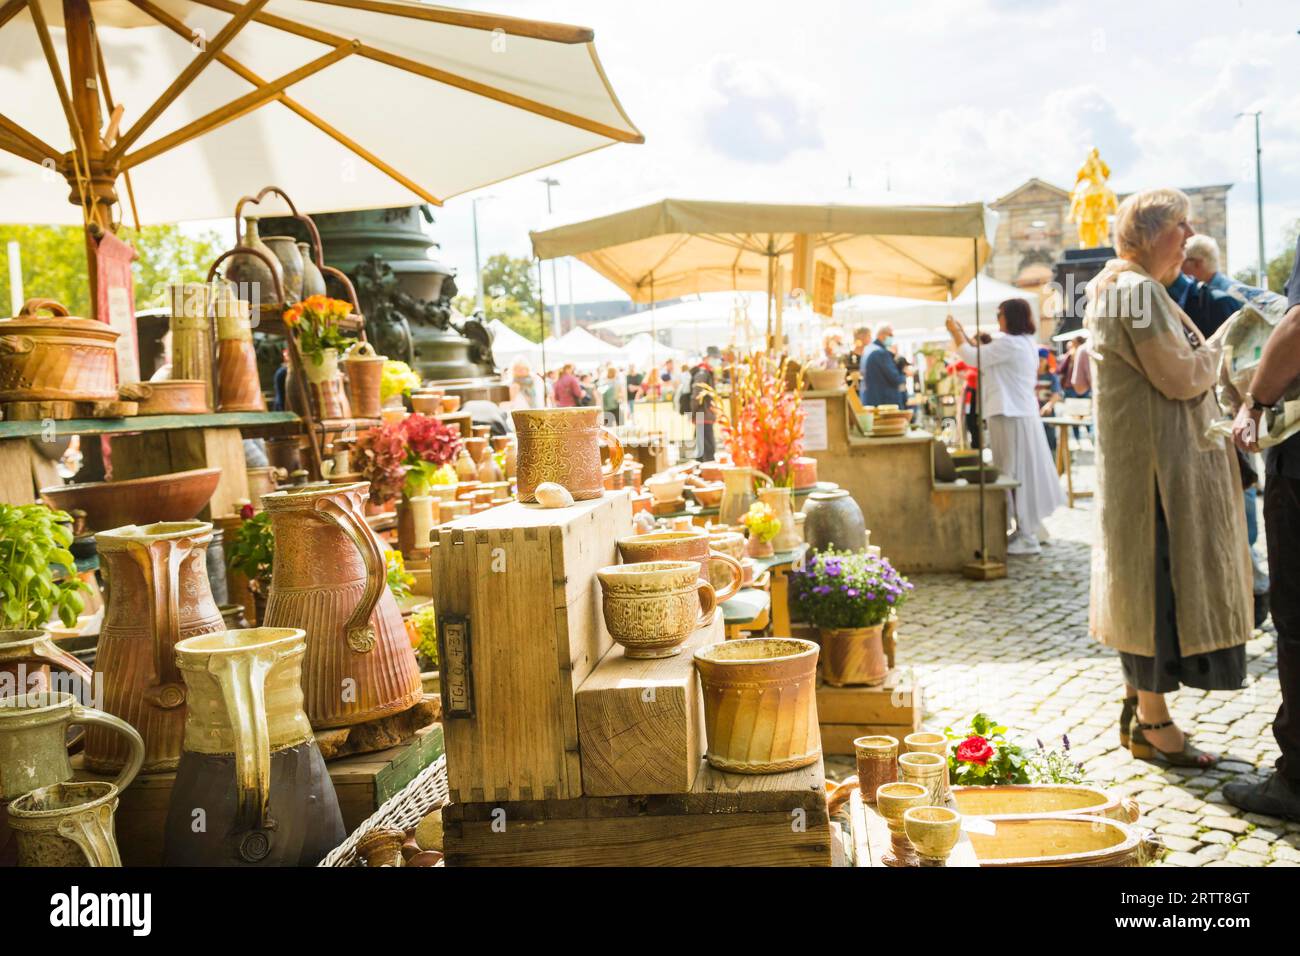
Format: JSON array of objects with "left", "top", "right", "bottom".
[{"left": 1084, "top": 188, "right": 1253, "bottom": 767}]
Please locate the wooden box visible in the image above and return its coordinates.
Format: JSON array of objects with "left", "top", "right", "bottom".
[
  {"left": 575, "top": 616, "right": 719, "bottom": 797},
  {"left": 443, "top": 757, "right": 833, "bottom": 867},
  {"left": 431, "top": 493, "right": 633, "bottom": 803},
  {"left": 816, "top": 668, "right": 923, "bottom": 755}
]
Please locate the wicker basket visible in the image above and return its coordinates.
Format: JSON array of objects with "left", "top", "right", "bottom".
[{"left": 318, "top": 756, "right": 449, "bottom": 867}]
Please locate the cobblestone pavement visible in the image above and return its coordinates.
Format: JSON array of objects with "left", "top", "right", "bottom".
[{"left": 824, "top": 456, "right": 1296, "bottom": 868}]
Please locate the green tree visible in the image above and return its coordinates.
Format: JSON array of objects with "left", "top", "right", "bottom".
[
  {"left": 452, "top": 252, "right": 545, "bottom": 342},
  {"left": 0, "top": 224, "right": 225, "bottom": 317},
  {"left": 1233, "top": 218, "right": 1299, "bottom": 293}
]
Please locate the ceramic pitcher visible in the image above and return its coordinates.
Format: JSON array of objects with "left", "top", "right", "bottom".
[
  {"left": 7, "top": 780, "right": 122, "bottom": 867},
  {"left": 88, "top": 522, "right": 225, "bottom": 773},
  {"left": 0, "top": 629, "right": 94, "bottom": 699},
  {"left": 512, "top": 407, "right": 625, "bottom": 503},
  {"left": 261, "top": 484, "right": 422, "bottom": 728},
  {"left": 0, "top": 692, "right": 143, "bottom": 801},
  {"left": 718, "top": 465, "right": 773, "bottom": 526},
  {"left": 164, "top": 628, "right": 346, "bottom": 866},
  {"left": 758, "top": 486, "right": 803, "bottom": 552}
]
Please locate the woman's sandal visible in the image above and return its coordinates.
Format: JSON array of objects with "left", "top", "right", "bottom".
[
  {"left": 1129, "top": 719, "right": 1217, "bottom": 768},
  {"left": 1119, "top": 696, "right": 1137, "bottom": 749}
]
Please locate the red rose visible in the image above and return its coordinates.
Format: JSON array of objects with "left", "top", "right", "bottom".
[{"left": 956, "top": 735, "right": 995, "bottom": 765}]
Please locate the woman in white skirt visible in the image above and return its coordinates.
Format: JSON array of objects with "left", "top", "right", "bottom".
[{"left": 946, "top": 299, "right": 1064, "bottom": 555}]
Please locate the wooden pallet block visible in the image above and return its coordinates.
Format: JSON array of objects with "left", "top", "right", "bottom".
[
  {"left": 431, "top": 493, "right": 632, "bottom": 804},
  {"left": 817, "top": 667, "right": 923, "bottom": 754},
  {"left": 444, "top": 756, "right": 833, "bottom": 867},
  {"left": 0, "top": 399, "right": 137, "bottom": 421},
  {"left": 66, "top": 723, "right": 444, "bottom": 866},
  {"left": 575, "top": 616, "right": 719, "bottom": 797}
]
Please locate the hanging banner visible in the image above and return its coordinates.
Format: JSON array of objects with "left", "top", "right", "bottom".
[
  {"left": 813, "top": 261, "right": 836, "bottom": 318},
  {"left": 95, "top": 231, "right": 139, "bottom": 385}
]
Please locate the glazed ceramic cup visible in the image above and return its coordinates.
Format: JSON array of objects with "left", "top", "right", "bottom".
[
  {"left": 513, "top": 407, "right": 624, "bottom": 503},
  {"left": 876, "top": 781, "right": 929, "bottom": 867},
  {"left": 853, "top": 734, "right": 899, "bottom": 803},
  {"left": 904, "top": 806, "right": 962, "bottom": 866},
  {"left": 898, "top": 751, "right": 946, "bottom": 807},
  {"left": 617, "top": 530, "right": 744, "bottom": 603},
  {"left": 7, "top": 779, "right": 121, "bottom": 867},
  {"left": 597, "top": 561, "right": 717, "bottom": 659},
  {"left": 904, "top": 731, "right": 951, "bottom": 799}
]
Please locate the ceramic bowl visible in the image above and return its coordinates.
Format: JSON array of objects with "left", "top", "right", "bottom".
[
  {"left": 903, "top": 806, "right": 962, "bottom": 865},
  {"left": 645, "top": 475, "right": 686, "bottom": 503},
  {"left": 804, "top": 367, "right": 846, "bottom": 391},
  {"left": 692, "top": 482, "right": 724, "bottom": 508},
  {"left": 41, "top": 468, "right": 220, "bottom": 532}
]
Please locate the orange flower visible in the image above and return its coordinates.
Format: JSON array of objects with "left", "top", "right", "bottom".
[{"left": 283, "top": 304, "right": 303, "bottom": 327}]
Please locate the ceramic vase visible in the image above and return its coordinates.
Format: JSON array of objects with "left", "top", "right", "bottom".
[
  {"left": 819, "top": 624, "right": 888, "bottom": 687},
  {"left": 802, "top": 488, "right": 868, "bottom": 552},
  {"left": 298, "top": 347, "right": 351, "bottom": 421},
  {"left": 89, "top": 522, "right": 225, "bottom": 773},
  {"left": 262, "top": 236, "right": 304, "bottom": 303},
  {"left": 8, "top": 780, "right": 122, "bottom": 867},
  {"left": 718, "top": 466, "right": 772, "bottom": 527},
  {"left": 758, "top": 486, "right": 802, "bottom": 552},
  {"left": 214, "top": 295, "right": 266, "bottom": 413},
  {"left": 163, "top": 627, "right": 346, "bottom": 865},
  {"left": 168, "top": 282, "right": 214, "bottom": 403},
  {"left": 597, "top": 561, "right": 717, "bottom": 659},
  {"left": 512, "top": 408, "right": 624, "bottom": 503},
  {"left": 299, "top": 241, "right": 327, "bottom": 298},
  {"left": 261, "top": 483, "right": 422, "bottom": 729},
  {"left": 224, "top": 217, "right": 283, "bottom": 306},
  {"left": 694, "top": 638, "right": 821, "bottom": 773}
]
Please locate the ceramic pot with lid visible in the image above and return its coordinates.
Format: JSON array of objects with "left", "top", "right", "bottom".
[{"left": 0, "top": 298, "right": 119, "bottom": 402}]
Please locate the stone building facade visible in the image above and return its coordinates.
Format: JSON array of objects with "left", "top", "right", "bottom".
[{"left": 988, "top": 178, "right": 1231, "bottom": 288}]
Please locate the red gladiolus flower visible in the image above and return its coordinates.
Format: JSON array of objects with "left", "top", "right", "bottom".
[{"left": 955, "top": 735, "right": 995, "bottom": 765}]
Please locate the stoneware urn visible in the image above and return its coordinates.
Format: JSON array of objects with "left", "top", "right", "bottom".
[
  {"left": 164, "top": 627, "right": 346, "bottom": 866},
  {"left": 512, "top": 407, "right": 624, "bottom": 503},
  {"left": 261, "top": 483, "right": 422, "bottom": 729},
  {"left": 262, "top": 236, "right": 305, "bottom": 302},
  {"left": 7, "top": 779, "right": 122, "bottom": 867},
  {"left": 0, "top": 691, "right": 143, "bottom": 802},
  {"left": 802, "top": 488, "right": 868, "bottom": 552},
  {"left": 693, "top": 637, "right": 821, "bottom": 773},
  {"left": 717, "top": 466, "right": 772, "bottom": 527},
  {"left": 819, "top": 624, "right": 888, "bottom": 687},
  {"left": 616, "top": 530, "right": 743, "bottom": 603},
  {"left": 597, "top": 561, "right": 717, "bottom": 659},
  {"left": 89, "top": 521, "right": 225, "bottom": 773}
]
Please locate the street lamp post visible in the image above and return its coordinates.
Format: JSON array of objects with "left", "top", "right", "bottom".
[
  {"left": 1237, "top": 110, "right": 1266, "bottom": 288},
  {"left": 540, "top": 176, "right": 562, "bottom": 337}
]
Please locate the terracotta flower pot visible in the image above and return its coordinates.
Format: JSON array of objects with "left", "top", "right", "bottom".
[
  {"left": 819, "top": 624, "right": 888, "bottom": 687},
  {"left": 694, "top": 637, "right": 821, "bottom": 773}
]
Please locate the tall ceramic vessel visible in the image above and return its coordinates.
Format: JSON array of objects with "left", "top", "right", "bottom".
[
  {"left": 263, "top": 236, "right": 305, "bottom": 303},
  {"left": 88, "top": 522, "right": 224, "bottom": 773},
  {"left": 167, "top": 283, "right": 214, "bottom": 398},
  {"left": 164, "top": 627, "right": 346, "bottom": 865},
  {"left": 341, "top": 341, "right": 385, "bottom": 420},
  {"left": 718, "top": 466, "right": 772, "bottom": 527},
  {"left": 261, "top": 484, "right": 422, "bottom": 728},
  {"left": 224, "top": 216, "right": 284, "bottom": 305},
  {"left": 802, "top": 488, "right": 868, "bottom": 552},
  {"left": 512, "top": 407, "right": 624, "bottom": 503},
  {"left": 758, "top": 486, "right": 802, "bottom": 552},
  {"left": 214, "top": 294, "right": 266, "bottom": 413}
]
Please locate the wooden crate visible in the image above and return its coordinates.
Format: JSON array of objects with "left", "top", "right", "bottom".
[
  {"left": 816, "top": 668, "right": 923, "bottom": 755},
  {"left": 444, "top": 757, "right": 833, "bottom": 866},
  {"left": 66, "top": 724, "right": 443, "bottom": 866},
  {"left": 431, "top": 493, "right": 633, "bottom": 804},
  {"left": 575, "top": 616, "right": 719, "bottom": 797}
]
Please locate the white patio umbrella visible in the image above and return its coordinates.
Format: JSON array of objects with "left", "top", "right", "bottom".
[{"left": 0, "top": 0, "right": 642, "bottom": 315}]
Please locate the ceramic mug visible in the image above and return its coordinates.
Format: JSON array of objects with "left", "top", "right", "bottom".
[
  {"left": 513, "top": 407, "right": 624, "bottom": 503},
  {"left": 617, "top": 530, "right": 743, "bottom": 602},
  {"left": 597, "top": 561, "right": 716, "bottom": 659}
]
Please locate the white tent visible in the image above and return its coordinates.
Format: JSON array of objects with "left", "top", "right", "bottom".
[
  {"left": 488, "top": 319, "right": 544, "bottom": 369},
  {"left": 620, "top": 333, "right": 686, "bottom": 371},
  {"left": 834, "top": 276, "right": 1037, "bottom": 335}
]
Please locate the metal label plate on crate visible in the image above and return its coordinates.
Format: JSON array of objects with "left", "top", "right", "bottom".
[{"left": 437, "top": 613, "right": 474, "bottom": 718}]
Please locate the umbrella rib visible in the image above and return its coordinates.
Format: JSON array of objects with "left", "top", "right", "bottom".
[
  {"left": 26, "top": 0, "right": 83, "bottom": 146},
  {"left": 108, "top": 0, "right": 271, "bottom": 165},
  {"left": 634, "top": 234, "right": 693, "bottom": 290},
  {"left": 298, "top": 0, "right": 595, "bottom": 43},
  {"left": 0, "top": 111, "right": 59, "bottom": 163},
  {"left": 0, "top": 133, "right": 44, "bottom": 166},
  {"left": 864, "top": 234, "right": 955, "bottom": 286},
  {"left": 126, "top": 0, "right": 440, "bottom": 204},
  {"left": 187, "top": 0, "right": 643, "bottom": 145},
  {"left": 118, "top": 42, "right": 359, "bottom": 172},
  {"left": 0, "top": 0, "right": 23, "bottom": 32}
]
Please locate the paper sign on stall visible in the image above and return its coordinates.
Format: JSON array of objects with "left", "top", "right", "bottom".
[{"left": 803, "top": 399, "right": 828, "bottom": 451}]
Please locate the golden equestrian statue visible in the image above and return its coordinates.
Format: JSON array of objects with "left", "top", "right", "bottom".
[{"left": 1068, "top": 147, "right": 1119, "bottom": 248}]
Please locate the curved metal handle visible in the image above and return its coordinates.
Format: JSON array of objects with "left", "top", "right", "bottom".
[
  {"left": 212, "top": 648, "right": 277, "bottom": 837},
  {"left": 17, "top": 297, "right": 70, "bottom": 318},
  {"left": 314, "top": 492, "right": 384, "bottom": 653},
  {"left": 0, "top": 334, "right": 33, "bottom": 354},
  {"left": 695, "top": 579, "right": 717, "bottom": 628},
  {"left": 56, "top": 802, "right": 122, "bottom": 867},
  {"left": 129, "top": 538, "right": 190, "bottom": 711},
  {"left": 707, "top": 550, "right": 744, "bottom": 603},
  {"left": 70, "top": 703, "right": 145, "bottom": 793},
  {"left": 207, "top": 246, "right": 286, "bottom": 309},
  {"left": 598, "top": 426, "right": 625, "bottom": 477}
]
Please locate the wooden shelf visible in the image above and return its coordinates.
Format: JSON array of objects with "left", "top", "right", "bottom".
[{"left": 0, "top": 410, "right": 302, "bottom": 440}]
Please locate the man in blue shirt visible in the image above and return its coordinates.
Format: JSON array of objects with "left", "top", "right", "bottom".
[
  {"left": 859, "top": 325, "right": 907, "bottom": 407},
  {"left": 1226, "top": 233, "right": 1300, "bottom": 820}
]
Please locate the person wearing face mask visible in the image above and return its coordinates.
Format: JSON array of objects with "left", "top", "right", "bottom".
[
  {"left": 1083, "top": 187, "right": 1252, "bottom": 769},
  {"left": 859, "top": 324, "right": 908, "bottom": 408}
]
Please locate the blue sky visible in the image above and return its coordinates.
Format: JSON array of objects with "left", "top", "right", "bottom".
[{"left": 422, "top": 0, "right": 1300, "bottom": 305}]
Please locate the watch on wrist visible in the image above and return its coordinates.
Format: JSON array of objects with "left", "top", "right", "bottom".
[{"left": 1245, "top": 392, "right": 1282, "bottom": 415}]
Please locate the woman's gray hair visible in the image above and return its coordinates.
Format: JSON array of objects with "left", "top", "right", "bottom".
[{"left": 1114, "top": 187, "right": 1190, "bottom": 259}]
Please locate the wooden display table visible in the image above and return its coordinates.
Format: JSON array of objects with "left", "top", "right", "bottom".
[
  {"left": 802, "top": 390, "right": 1014, "bottom": 573},
  {"left": 1042, "top": 414, "right": 1093, "bottom": 508},
  {"left": 722, "top": 587, "right": 770, "bottom": 640}
]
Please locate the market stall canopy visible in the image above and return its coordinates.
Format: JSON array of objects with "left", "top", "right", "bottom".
[
  {"left": 487, "top": 317, "right": 543, "bottom": 367},
  {"left": 0, "top": 0, "right": 643, "bottom": 225},
  {"left": 529, "top": 196, "right": 997, "bottom": 304},
  {"left": 834, "top": 275, "right": 1038, "bottom": 334},
  {"left": 619, "top": 332, "right": 685, "bottom": 370}
]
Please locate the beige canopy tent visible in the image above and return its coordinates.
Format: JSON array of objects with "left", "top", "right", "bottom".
[{"left": 0, "top": 0, "right": 642, "bottom": 315}]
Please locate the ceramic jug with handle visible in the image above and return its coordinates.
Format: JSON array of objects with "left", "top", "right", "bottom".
[
  {"left": 0, "top": 629, "right": 94, "bottom": 699},
  {"left": 7, "top": 779, "right": 123, "bottom": 867},
  {"left": 0, "top": 691, "right": 144, "bottom": 801},
  {"left": 261, "top": 483, "right": 422, "bottom": 728},
  {"left": 718, "top": 466, "right": 773, "bottom": 527},
  {"left": 512, "top": 407, "right": 624, "bottom": 503},
  {"left": 87, "top": 522, "right": 224, "bottom": 773},
  {"left": 164, "top": 627, "right": 346, "bottom": 865}
]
